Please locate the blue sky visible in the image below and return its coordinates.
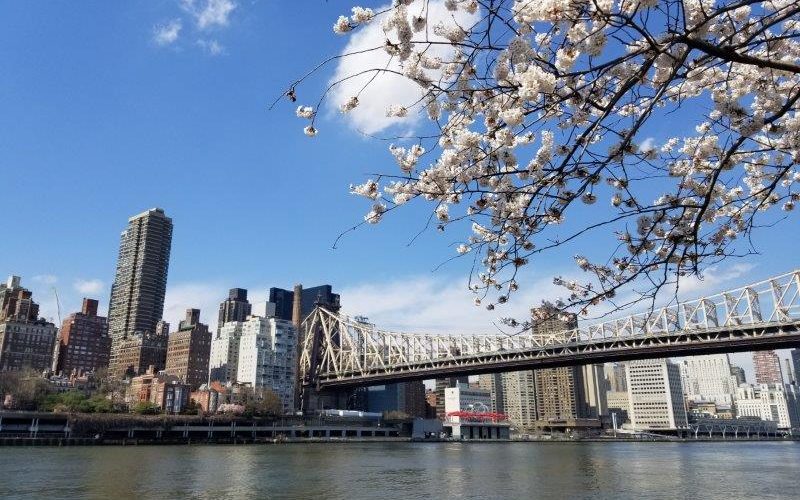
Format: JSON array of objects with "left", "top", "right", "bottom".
[{"left": 1, "top": 1, "right": 798, "bottom": 378}]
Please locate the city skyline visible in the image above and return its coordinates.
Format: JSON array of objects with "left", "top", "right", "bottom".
[{"left": 3, "top": 2, "right": 800, "bottom": 349}]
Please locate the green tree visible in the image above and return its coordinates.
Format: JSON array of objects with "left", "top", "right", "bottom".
[
  {"left": 242, "top": 386, "right": 283, "bottom": 417},
  {"left": 132, "top": 401, "right": 160, "bottom": 415}
]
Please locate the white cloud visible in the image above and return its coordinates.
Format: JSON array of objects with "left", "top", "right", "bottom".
[
  {"left": 32, "top": 274, "right": 58, "bottom": 285},
  {"left": 197, "top": 39, "right": 224, "bottom": 56},
  {"left": 153, "top": 19, "right": 182, "bottom": 46},
  {"left": 182, "top": 0, "right": 236, "bottom": 30},
  {"left": 639, "top": 136, "right": 655, "bottom": 152},
  {"left": 328, "top": 0, "right": 480, "bottom": 134},
  {"left": 73, "top": 279, "right": 105, "bottom": 296},
  {"left": 340, "top": 273, "right": 562, "bottom": 334}
]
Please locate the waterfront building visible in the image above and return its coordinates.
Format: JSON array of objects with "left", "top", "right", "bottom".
[
  {"left": 127, "top": 365, "right": 190, "bottom": 414},
  {"left": 730, "top": 365, "right": 747, "bottom": 386},
  {"left": 443, "top": 385, "right": 493, "bottom": 422},
  {"left": 107, "top": 208, "right": 172, "bottom": 372},
  {"left": 626, "top": 359, "right": 688, "bottom": 431},
  {"left": 217, "top": 288, "right": 251, "bottom": 333},
  {"left": 735, "top": 383, "right": 800, "bottom": 429},
  {"left": 434, "top": 377, "right": 469, "bottom": 419},
  {"left": 0, "top": 276, "right": 58, "bottom": 373},
  {"left": 478, "top": 372, "right": 506, "bottom": 414},
  {"left": 109, "top": 330, "right": 168, "bottom": 379},
  {"left": 752, "top": 350, "right": 783, "bottom": 384},
  {"left": 53, "top": 298, "right": 111, "bottom": 376},
  {"left": 236, "top": 316, "right": 297, "bottom": 413},
  {"left": 680, "top": 354, "right": 738, "bottom": 405},
  {"left": 582, "top": 364, "right": 608, "bottom": 418},
  {"left": 164, "top": 309, "right": 212, "bottom": 389},
  {"left": 500, "top": 370, "right": 536, "bottom": 430},
  {"left": 366, "top": 381, "right": 427, "bottom": 417}
]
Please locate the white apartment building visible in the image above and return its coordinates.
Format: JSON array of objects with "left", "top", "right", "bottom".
[
  {"left": 208, "top": 321, "right": 244, "bottom": 383},
  {"left": 626, "top": 359, "right": 688, "bottom": 431},
  {"left": 501, "top": 370, "right": 537, "bottom": 430},
  {"left": 444, "top": 386, "right": 492, "bottom": 422},
  {"left": 680, "top": 354, "right": 738, "bottom": 405},
  {"left": 735, "top": 384, "right": 800, "bottom": 430},
  {"left": 236, "top": 316, "right": 297, "bottom": 413}
]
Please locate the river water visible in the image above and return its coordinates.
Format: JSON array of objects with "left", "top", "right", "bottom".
[{"left": 1, "top": 441, "right": 798, "bottom": 499}]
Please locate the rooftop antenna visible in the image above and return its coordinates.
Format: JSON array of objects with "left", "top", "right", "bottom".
[{"left": 52, "top": 286, "right": 62, "bottom": 325}]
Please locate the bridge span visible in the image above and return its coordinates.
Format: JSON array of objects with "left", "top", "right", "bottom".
[{"left": 299, "top": 270, "right": 800, "bottom": 390}]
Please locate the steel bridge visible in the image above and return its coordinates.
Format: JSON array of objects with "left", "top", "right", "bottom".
[{"left": 299, "top": 270, "right": 800, "bottom": 390}]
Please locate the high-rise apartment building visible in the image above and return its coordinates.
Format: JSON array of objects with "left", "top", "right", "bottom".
[
  {"left": 164, "top": 308, "right": 212, "bottom": 389},
  {"left": 217, "top": 288, "right": 251, "bottom": 333},
  {"left": 500, "top": 370, "right": 536, "bottom": 430},
  {"left": 626, "top": 359, "right": 688, "bottom": 431},
  {"left": 529, "top": 306, "right": 601, "bottom": 428},
  {"left": 209, "top": 321, "right": 244, "bottom": 383},
  {"left": 110, "top": 330, "right": 168, "bottom": 379},
  {"left": 107, "top": 208, "right": 172, "bottom": 374},
  {"left": 236, "top": 316, "right": 298, "bottom": 413},
  {"left": 0, "top": 276, "right": 58, "bottom": 373},
  {"left": 680, "top": 354, "right": 739, "bottom": 405},
  {"left": 53, "top": 298, "right": 111, "bottom": 376},
  {"left": 752, "top": 350, "right": 783, "bottom": 384}
]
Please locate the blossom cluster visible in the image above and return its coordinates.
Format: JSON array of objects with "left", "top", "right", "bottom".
[{"left": 292, "top": 0, "right": 800, "bottom": 317}]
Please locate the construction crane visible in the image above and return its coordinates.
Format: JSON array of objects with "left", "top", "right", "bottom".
[{"left": 51, "top": 286, "right": 62, "bottom": 325}]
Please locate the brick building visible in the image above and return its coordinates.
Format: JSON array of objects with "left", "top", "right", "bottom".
[
  {"left": 109, "top": 330, "right": 168, "bottom": 379},
  {"left": 127, "top": 365, "right": 190, "bottom": 414},
  {"left": 53, "top": 298, "right": 111, "bottom": 376},
  {"left": 164, "top": 309, "right": 211, "bottom": 389},
  {"left": 0, "top": 276, "right": 58, "bottom": 373}
]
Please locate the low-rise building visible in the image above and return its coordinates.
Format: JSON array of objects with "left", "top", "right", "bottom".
[
  {"left": 735, "top": 383, "right": 800, "bottom": 429},
  {"left": 127, "top": 366, "right": 190, "bottom": 414}
]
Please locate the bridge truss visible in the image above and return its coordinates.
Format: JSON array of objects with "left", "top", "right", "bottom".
[{"left": 299, "top": 270, "right": 800, "bottom": 390}]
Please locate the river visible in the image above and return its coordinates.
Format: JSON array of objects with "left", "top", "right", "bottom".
[{"left": 1, "top": 441, "right": 798, "bottom": 499}]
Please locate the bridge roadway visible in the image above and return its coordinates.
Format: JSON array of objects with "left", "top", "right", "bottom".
[
  {"left": 300, "top": 269, "right": 800, "bottom": 390},
  {"left": 309, "top": 321, "right": 800, "bottom": 389}
]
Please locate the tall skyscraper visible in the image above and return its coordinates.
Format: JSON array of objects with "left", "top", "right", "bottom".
[
  {"left": 752, "top": 350, "right": 783, "bottom": 384},
  {"left": 529, "top": 305, "right": 600, "bottom": 428},
  {"left": 626, "top": 359, "right": 688, "bottom": 431},
  {"left": 107, "top": 208, "right": 172, "bottom": 377},
  {"left": 108, "top": 208, "right": 172, "bottom": 344},
  {"left": 53, "top": 298, "right": 111, "bottom": 376},
  {"left": 434, "top": 377, "right": 469, "bottom": 419},
  {"left": 500, "top": 370, "right": 536, "bottom": 430},
  {"left": 478, "top": 372, "right": 506, "bottom": 414},
  {"left": 268, "top": 284, "right": 340, "bottom": 324},
  {"left": 604, "top": 363, "right": 627, "bottom": 392},
  {"left": 217, "top": 288, "right": 251, "bottom": 332},
  {"left": 791, "top": 350, "right": 800, "bottom": 386}
]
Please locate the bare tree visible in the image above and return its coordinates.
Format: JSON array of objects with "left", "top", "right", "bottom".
[{"left": 282, "top": 0, "right": 800, "bottom": 323}]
